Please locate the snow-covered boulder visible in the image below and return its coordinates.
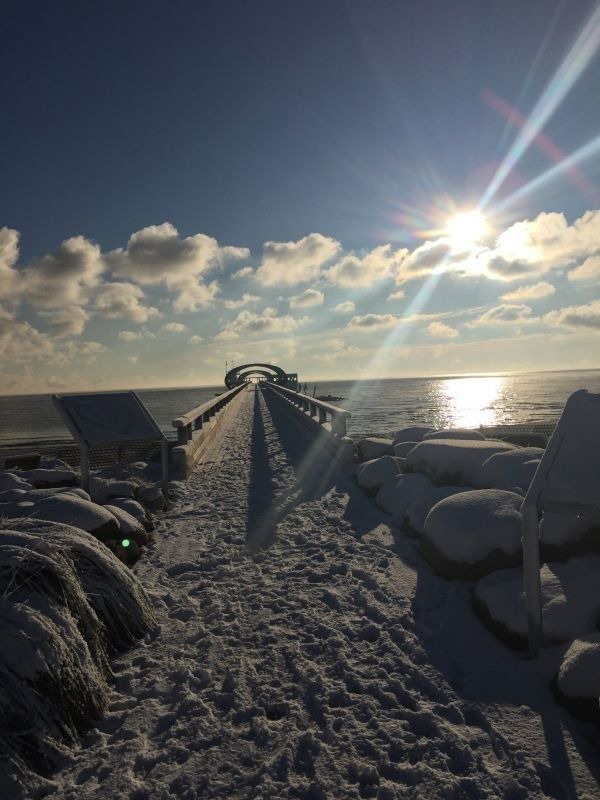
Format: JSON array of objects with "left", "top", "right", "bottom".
[
  {"left": 499, "top": 432, "right": 547, "bottom": 448},
  {"left": 392, "top": 426, "right": 434, "bottom": 445},
  {"left": 474, "top": 558, "right": 600, "bottom": 650},
  {"left": 106, "top": 497, "right": 154, "bottom": 532},
  {"left": 0, "top": 488, "right": 28, "bottom": 502},
  {"left": 357, "top": 437, "right": 394, "bottom": 461},
  {"left": 89, "top": 477, "right": 138, "bottom": 505},
  {"left": 393, "top": 441, "right": 418, "bottom": 458},
  {"left": 476, "top": 447, "right": 543, "bottom": 491},
  {"left": 375, "top": 473, "right": 434, "bottom": 521},
  {"left": 30, "top": 468, "right": 78, "bottom": 488},
  {"left": 406, "top": 439, "right": 517, "bottom": 487},
  {"left": 0, "top": 521, "right": 156, "bottom": 786},
  {"left": 554, "top": 635, "right": 600, "bottom": 720},
  {"left": 403, "top": 487, "right": 472, "bottom": 537},
  {"left": 104, "top": 504, "right": 150, "bottom": 546},
  {"left": 137, "top": 483, "right": 167, "bottom": 511},
  {"left": 423, "top": 428, "right": 486, "bottom": 441},
  {"left": 421, "top": 490, "right": 523, "bottom": 580},
  {"left": 540, "top": 511, "right": 600, "bottom": 561},
  {"left": 23, "top": 487, "right": 91, "bottom": 501},
  {"left": 2, "top": 495, "right": 119, "bottom": 540},
  {"left": 357, "top": 456, "right": 401, "bottom": 493},
  {"left": 0, "top": 472, "right": 32, "bottom": 491}
]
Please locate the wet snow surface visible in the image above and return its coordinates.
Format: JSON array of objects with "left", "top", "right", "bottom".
[{"left": 43, "top": 388, "right": 599, "bottom": 799}]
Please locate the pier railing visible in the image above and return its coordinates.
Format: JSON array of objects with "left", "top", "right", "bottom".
[
  {"left": 172, "top": 384, "right": 246, "bottom": 445},
  {"left": 264, "top": 383, "right": 351, "bottom": 438}
]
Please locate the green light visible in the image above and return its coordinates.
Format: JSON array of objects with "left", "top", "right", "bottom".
[{"left": 121, "top": 538, "right": 131, "bottom": 548}]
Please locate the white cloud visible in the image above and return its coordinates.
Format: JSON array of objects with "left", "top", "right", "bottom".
[
  {"left": 544, "top": 300, "right": 600, "bottom": 331},
  {"left": 107, "top": 222, "right": 246, "bottom": 310},
  {"left": 42, "top": 306, "right": 90, "bottom": 338},
  {"left": 500, "top": 282, "right": 556, "bottom": 302},
  {"left": 188, "top": 334, "right": 204, "bottom": 344},
  {"left": 118, "top": 329, "right": 155, "bottom": 341},
  {"left": 0, "top": 227, "right": 20, "bottom": 300},
  {"left": 127, "top": 355, "right": 138, "bottom": 364},
  {"left": 216, "top": 307, "right": 308, "bottom": 340},
  {"left": 0, "top": 306, "right": 55, "bottom": 361},
  {"left": 327, "top": 244, "right": 407, "bottom": 288},
  {"left": 21, "top": 235, "right": 105, "bottom": 309},
  {"left": 333, "top": 301, "right": 355, "bottom": 313},
  {"left": 346, "top": 313, "right": 398, "bottom": 330},
  {"left": 289, "top": 289, "right": 324, "bottom": 308},
  {"left": 427, "top": 321, "right": 459, "bottom": 338},
  {"left": 172, "top": 279, "right": 220, "bottom": 312},
  {"left": 255, "top": 233, "right": 340, "bottom": 286},
  {"left": 387, "top": 290, "right": 405, "bottom": 301},
  {"left": 94, "top": 282, "right": 160, "bottom": 322},
  {"left": 469, "top": 304, "right": 535, "bottom": 327},
  {"left": 395, "top": 241, "right": 451, "bottom": 284},
  {"left": 231, "top": 266, "right": 254, "bottom": 280},
  {"left": 223, "top": 293, "right": 260, "bottom": 309},
  {"left": 568, "top": 255, "right": 600, "bottom": 283},
  {"left": 162, "top": 322, "right": 187, "bottom": 332}
]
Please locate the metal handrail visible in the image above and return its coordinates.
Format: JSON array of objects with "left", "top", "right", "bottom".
[
  {"left": 264, "top": 383, "right": 350, "bottom": 437},
  {"left": 172, "top": 384, "right": 246, "bottom": 444}
]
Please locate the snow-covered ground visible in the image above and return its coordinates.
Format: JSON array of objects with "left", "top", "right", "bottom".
[{"left": 37, "top": 387, "right": 599, "bottom": 799}]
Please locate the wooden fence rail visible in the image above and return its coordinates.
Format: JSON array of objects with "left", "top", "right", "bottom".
[{"left": 172, "top": 384, "right": 246, "bottom": 444}]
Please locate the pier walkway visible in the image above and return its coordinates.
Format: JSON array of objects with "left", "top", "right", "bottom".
[{"left": 47, "top": 386, "right": 598, "bottom": 799}]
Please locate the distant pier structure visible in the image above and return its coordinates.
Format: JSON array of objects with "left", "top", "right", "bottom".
[{"left": 224, "top": 362, "right": 298, "bottom": 391}]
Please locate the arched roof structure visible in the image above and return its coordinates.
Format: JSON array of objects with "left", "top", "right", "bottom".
[{"left": 224, "top": 362, "right": 288, "bottom": 389}]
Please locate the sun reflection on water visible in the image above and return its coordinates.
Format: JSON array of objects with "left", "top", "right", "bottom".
[{"left": 440, "top": 376, "right": 505, "bottom": 429}]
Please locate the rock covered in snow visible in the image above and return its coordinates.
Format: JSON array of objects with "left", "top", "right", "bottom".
[
  {"left": 137, "top": 483, "right": 167, "bottom": 511},
  {"left": 30, "top": 468, "right": 78, "bottom": 488},
  {"left": 23, "top": 487, "right": 91, "bottom": 501},
  {"left": 392, "top": 425, "right": 434, "bottom": 445},
  {"left": 104, "top": 504, "right": 150, "bottom": 546},
  {"left": 357, "top": 437, "right": 394, "bottom": 461},
  {"left": 0, "top": 488, "right": 29, "bottom": 502},
  {"left": 0, "top": 520, "right": 157, "bottom": 788},
  {"left": 422, "top": 489, "right": 523, "bottom": 580},
  {"left": 106, "top": 497, "right": 154, "bottom": 532},
  {"left": 88, "top": 477, "right": 138, "bottom": 504},
  {"left": 476, "top": 447, "right": 543, "bottom": 491},
  {"left": 403, "top": 487, "right": 472, "bottom": 537},
  {"left": 498, "top": 432, "right": 547, "bottom": 449},
  {"left": 357, "top": 456, "right": 401, "bottom": 493},
  {"left": 1, "top": 494, "right": 119, "bottom": 540},
  {"left": 554, "top": 635, "right": 600, "bottom": 720},
  {"left": 393, "top": 441, "right": 418, "bottom": 459},
  {"left": 406, "top": 439, "right": 517, "bottom": 487},
  {"left": 0, "top": 472, "right": 32, "bottom": 491},
  {"left": 375, "top": 473, "right": 434, "bottom": 521},
  {"left": 474, "top": 558, "right": 600, "bottom": 651},
  {"left": 423, "top": 428, "right": 486, "bottom": 441},
  {"left": 540, "top": 511, "right": 600, "bottom": 561}
]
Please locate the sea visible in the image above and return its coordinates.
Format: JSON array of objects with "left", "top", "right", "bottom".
[{"left": 1, "top": 369, "right": 599, "bottom": 446}]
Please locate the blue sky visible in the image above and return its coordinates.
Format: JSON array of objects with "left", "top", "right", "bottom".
[{"left": 1, "top": 0, "right": 600, "bottom": 393}]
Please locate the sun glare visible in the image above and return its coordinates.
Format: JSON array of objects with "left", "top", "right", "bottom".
[{"left": 446, "top": 209, "right": 490, "bottom": 250}]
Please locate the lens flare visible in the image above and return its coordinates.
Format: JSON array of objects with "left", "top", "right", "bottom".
[{"left": 446, "top": 210, "right": 490, "bottom": 250}]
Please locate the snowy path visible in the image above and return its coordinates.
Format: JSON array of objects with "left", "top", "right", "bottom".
[{"left": 46, "top": 387, "right": 599, "bottom": 800}]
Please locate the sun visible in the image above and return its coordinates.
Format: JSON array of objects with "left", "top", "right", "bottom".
[{"left": 446, "top": 209, "right": 490, "bottom": 250}]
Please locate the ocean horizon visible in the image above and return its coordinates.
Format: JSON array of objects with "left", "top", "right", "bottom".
[{"left": 2, "top": 367, "right": 599, "bottom": 446}]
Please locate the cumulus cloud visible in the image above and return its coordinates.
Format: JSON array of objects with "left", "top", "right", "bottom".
[
  {"left": 346, "top": 313, "right": 398, "bottom": 330},
  {"left": 255, "top": 233, "right": 340, "bottom": 286},
  {"left": 21, "top": 236, "right": 105, "bottom": 309},
  {"left": 0, "top": 306, "right": 55, "bottom": 361},
  {"left": 118, "top": 329, "right": 155, "bottom": 341},
  {"left": 127, "top": 355, "right": 138, "bottom": 364},
  {"left": 223, "top": 293, "right": 260, "bottom": 309},
  {"left": 231, "top": 266, "right": 254, "bottom": 280},
  {"left": 469, "top": 304, "right": 535, "bottom": 326},
  {"left": 485, "top": 255, "right": 537, "bottom": 281},
  {"left": 427, "top": 321, "right": 459, "bottom": 338},
  {"left": 188, "top": 334, "right": 204, "bottom": 344},
  {"left": 107, "top": 222, "right": 246, "bottom": 310},
  {"left": 544, "top": 300, "right": 600, "bottom": 331},
  {"left": 395, "top": 241, "right": 451, "bottom": 284},
  {"left": 568, "top": 255, "right": 600, "bottom": 282},
  {"left": 42, "top": 306, "right": 90, "bottom": 338},
  {"left": 333, "top": 301, "right": 355, "bottom": 313},
  {"left": 387, "top": 290, "right": 405, "bottom": 301},
  {"left": 93, "top": 282, "right": 160, "bottom": 323},
  {"left": 500, "top": 282, "right": 556, "bottom": 302},
  {"left": 162, "top": 322, "right": 187, "bottom": 332},
  {"left": 289, "top": 289, "right": 324, "bottom": 308},
  {"left": 216, "top": 307, "right": 308, "bottom": 340},
  {"left": 0, "top": 227, "right": 20, "bottom": 300},
  {"left": 327, "top": 244, "right": 407, "bottom": 288}
]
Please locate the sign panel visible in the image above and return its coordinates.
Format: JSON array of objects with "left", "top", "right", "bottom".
[{"left": 52, "top": 391, "right": 163, "bottom": 447}]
